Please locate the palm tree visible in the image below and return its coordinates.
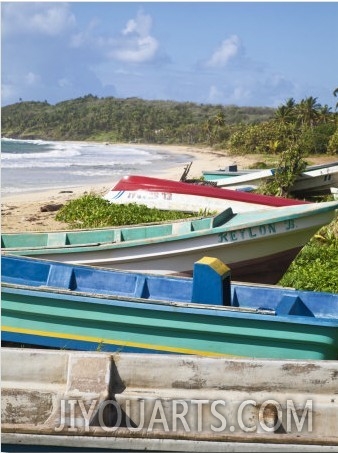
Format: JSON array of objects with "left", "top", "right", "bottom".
[
  {"left": 214, "top": 111, "right": 226, "bottom": 128},
  {"left": 296, "top": 96, "right": 321, "bottom": 127},
  {"left": 318, "top": 104, "right": 333, "bottom": 124},
  {"left": 274, "top": 98, "right": 296, "bottom": 124},
  {"left": 203, "top": 118, "right": 215, "bottom": 146},
  {"left": 333, "top": 88, "right": 338, "bottom": 111},
  {"left": 285, "top": 97, "right": 296, "bottom": 110},
  {"left": 274, "top": 105, "right": 294, "bottom": 124}
]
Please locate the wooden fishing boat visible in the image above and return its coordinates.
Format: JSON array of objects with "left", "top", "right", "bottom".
[
  {"left": 2, "top": 348, "right": 337, "bottom": 452},
  {"left": 291, "top": 163, "right": 338, "bottom": 196},
  {"left": 2, "top": 255, "right": 338, "bottom": 359},
  {"left": 202, "top": 164, "right": 262, "bottom": 181},
  {"left": 103, "top": 174, "right": 306, "bottom": 213},
  {"left": 204, "top": 168, "right": 275, "bottom": 190},
  {"left": 203, "top": 161, "right": 338, "bottom": 178},
  {"left": 203, "top": 162, "right": 338, "bottom": 196},
  {"left": 2, "top": 201, "right": 337, "bottom": 284}
]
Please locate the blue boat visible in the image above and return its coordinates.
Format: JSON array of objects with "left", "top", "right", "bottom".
[{"left": 2, "top": 254, "right": 338, "bottom": 359}]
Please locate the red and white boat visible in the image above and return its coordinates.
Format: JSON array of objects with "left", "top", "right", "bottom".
[{"left": 103, "top": 175, "right": 307, "bottom": 213}]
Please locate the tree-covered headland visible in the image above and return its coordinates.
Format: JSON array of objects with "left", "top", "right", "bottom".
[{"left": 2, "top": 92, "right": 337, "bottom": 157}]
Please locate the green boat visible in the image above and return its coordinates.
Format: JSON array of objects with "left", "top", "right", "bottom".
[{"left": 2, "top": 255, "right": 338, "bottom": 360}]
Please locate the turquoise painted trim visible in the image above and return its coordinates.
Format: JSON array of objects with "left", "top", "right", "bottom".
[{"left": 2, "top": 202, "right": 338, "bottom": 257}]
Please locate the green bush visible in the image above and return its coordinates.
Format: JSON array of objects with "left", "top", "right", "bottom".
[
  {"left": 279, "top": 221, "right": 338, "bottom": 293},
  {"left": 327, "top": 129, "right": 338, "bottom": 154},
  {"left": 55, "top": 194, "right": 194, "bottom": 228},
  {"left": 279, "top": 240, "right": 338, "bottom": 292}
]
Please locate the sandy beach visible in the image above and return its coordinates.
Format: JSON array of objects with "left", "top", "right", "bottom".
[{"left": 1, "top": 143, "right": 335, "bottom": 233}]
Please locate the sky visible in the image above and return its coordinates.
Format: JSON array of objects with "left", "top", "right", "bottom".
[{"left": 2, "top": 1, "right": 338, "bottom": 109}]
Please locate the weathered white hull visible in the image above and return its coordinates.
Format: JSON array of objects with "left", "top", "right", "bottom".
[
  {"left": 15, "top": 206, "right": 335, "bottom": 283},
  {"left": 103, "top": 175, "right": 305, "bottom": 214},
  {"left": 204, "top": 164, "right": 338, "bottom": 196},
  {"left": 291, "top": 165, "right": 338, "bottom": 195},
  {"left": 2, "top": 348, "right": 337, "bottom": 451}
]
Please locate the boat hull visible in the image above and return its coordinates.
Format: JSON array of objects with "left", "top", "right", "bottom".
[
  {"left": 2, "top": 285, "right": 337, "bottom": 360},
  {"left": 203, "top": 168, "right": 261, "bottom": 180},
  {"left": 2, "top": 349, "right": 337, "bottom": 451},
  {"left": 209, "top": 169, "right": 275, "bottom": 189},
  {"left": 104, "top": 188, "right": 265, "bottom": 213},
  {"left": 291, "top": 165, "right": 338, "bottom": 195},
  {"left": 2, "top": 255, "right": 338, "bottom": 360},
  {"left": 203, "top": 164, "right": 338, "bottom": 196},
  {"left": 2, "top": 201, "right": 337, "bottom": 284},
  {"left": 3, "top": 208, "right": 334, "bottom": 284},
  {"left": 103, "top": 174, "right": 306, "bottom": 213}
]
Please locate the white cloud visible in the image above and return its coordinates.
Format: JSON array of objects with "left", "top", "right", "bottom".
[
  {"left": 205, "top": 82, "right": 252, "bottom": 104},
  {"left": 67, "top": 9, "right": 160, "bottom": 64},
  {"left": 1, "top": 83, "right": 18, "bottom": 104},
  {"left": 231, "top": 85, "right": 252, "bottom": 102},
  {"left": 2, "top": 3, "right": 76, "bottom": 37},
  {"left": 122, "top": 10, "right": 152, "bottom": 37},
  {"left": 70, "top": 18, "right": 99, "bottom": 49},
  {"left": 207, "top": 85, "right": 224, "bottom": 102},
  {"left": 108, "top": 10, "right": 159, "bottom": 63},
  {"left": 109, "top": 36, "right": 159, "bottom": 63},
  {"left": 25, "top": 72, "right": 40, "bottom": 86},
  {"left": 206, "top": 35, "right": 241, "bottom": 68},
  {"left": 58, "top": 78, "right": 72, "bottom": 88}
]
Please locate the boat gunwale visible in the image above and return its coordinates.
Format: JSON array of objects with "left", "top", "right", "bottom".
[
  {"left": 2, "top": 201, "right": 338, "bottom": 252},
  {"left": 2, "top": 283, "right": 338, "bottom": 327}
]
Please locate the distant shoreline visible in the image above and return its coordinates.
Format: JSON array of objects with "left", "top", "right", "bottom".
[
  {"left": 2, "top": 141, "right": 336, "bottom": 233},
  {"left": 1, "top": 141, "right": 228, "bottom": 198},
  {"left": 1, "top": 142, "right": 235, "bottom": 233}
]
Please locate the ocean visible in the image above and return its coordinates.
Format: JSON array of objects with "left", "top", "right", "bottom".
[{"left": 1, "top": 138, "right": 192, "bottom": 196}]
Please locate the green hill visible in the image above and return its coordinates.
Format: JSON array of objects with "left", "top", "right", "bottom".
[{"left": 1, "top": 94, "right": 274, "bottom": 144}]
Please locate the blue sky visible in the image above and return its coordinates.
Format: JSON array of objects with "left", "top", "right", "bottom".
[{"left": 2, "top": 2, "right": 338, "bottom": 108}]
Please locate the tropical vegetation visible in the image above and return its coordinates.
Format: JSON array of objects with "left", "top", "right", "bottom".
[
  {"left": 229, "top": 96, "right": 337, "bottom": 156},
  {"left": 1, "top": 95, "right": 274, "bottom": 143},
  {"left": 2, "top": 93, "right": 337, "bottom": 159},
  {"left": 279, "top": 219, "right": 338, "bottom": 293}
]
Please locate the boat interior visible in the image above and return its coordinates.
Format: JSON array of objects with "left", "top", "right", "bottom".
[
  {"left": 1, "top": 208, "right": 235, "bottom": 249},
  {"left": 2, "top": 255, "right": 338, "bottom": 320}
]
